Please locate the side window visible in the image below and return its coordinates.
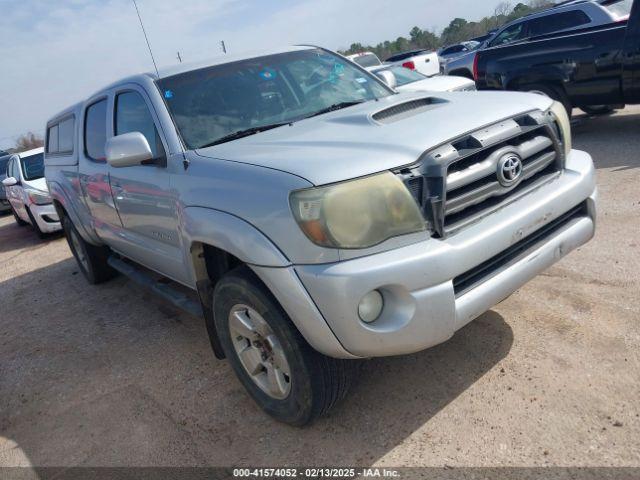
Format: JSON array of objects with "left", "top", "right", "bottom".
[
  {"left": 115, "top": 91, "right": 165, "bottom": 159},
  {"left": 47, "top": 125, "right": 59, "bottom": 153},
  {"left": 528, "top": 11, "right": 591, "bottom": 37},
  {"left": 490, "top": 22, "right": 527, "bottom": 46},
  {"left": 58, "top": 117, "right": 75, "bottom": 153},
  {"left": 84, "top": 99, "right": 108, "bottom": 162},
  {"left": 47, "top": 117, "right": 75, "bottom": 155}
]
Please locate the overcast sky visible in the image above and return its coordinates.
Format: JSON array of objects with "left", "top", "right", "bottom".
[{"left": 0, "top": 0, "right": 500, "bottom": 149}]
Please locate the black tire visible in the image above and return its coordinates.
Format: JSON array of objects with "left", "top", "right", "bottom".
[
  {"left": 62, "top": 216, "right": 116, "bottom": 284},
  {"left": 581, "top": 105, "right": 615, "bottom": 116},
  {"left": 213, "top": 265, "right": 356, "bottom": 426},
  {"left": 26, "top": 207, "right": 46, "bottom": 239},
  {"left": 11, "top": 206, "right": 28, "bottom": 226},
  {"left": 520, "top": 83, "right": 572, "bottom": 118}
]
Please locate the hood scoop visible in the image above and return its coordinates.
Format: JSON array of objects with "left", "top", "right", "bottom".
[{"left": 372, "top": 97, "right": 448, "bottom": 124}]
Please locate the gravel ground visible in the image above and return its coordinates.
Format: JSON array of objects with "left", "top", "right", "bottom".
[{"left": 0, "top": 106, "right": 638, "bottom": 469}]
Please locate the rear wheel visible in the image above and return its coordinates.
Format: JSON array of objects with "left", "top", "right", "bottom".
[
  {"left": 213, "top": 266, "right": 356, "bottom": 426},
  {"left": 520, "top": 83, "right": 572, "bottom": 118},
  {"left": 581, "top": 105, "right": 615, "bottom": 116},
  {"left": 62, "top": 216, "right": 116, "bottom": 284}
]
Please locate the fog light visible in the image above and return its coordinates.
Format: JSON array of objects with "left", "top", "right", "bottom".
[{"left": 358, "top": 290, "right": 384, "bottom": 323}]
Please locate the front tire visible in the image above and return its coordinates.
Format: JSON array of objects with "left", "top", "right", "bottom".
[
  {"left": 62, "top": 216, "right": 115, "bottom": 284},
  {"left": 213, "top": 266, "right": 356, "bottom": 426},
  {"left": 11, "top": 206, "right": 28, "bottom": 226},
  {"left": 521, "top": 83, "right": 572, "bottom": 118},
  {"left": 26, "top": 207, "right": 46, "bottom": 239}
]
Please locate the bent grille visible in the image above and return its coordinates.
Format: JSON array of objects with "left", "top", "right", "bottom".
[{"left": 396, "top": 111, "right": 565, "bottom": 237}]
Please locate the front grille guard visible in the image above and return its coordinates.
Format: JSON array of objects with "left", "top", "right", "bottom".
[{"left": 395, "top": 110, "right": 566, "bottom": 238}]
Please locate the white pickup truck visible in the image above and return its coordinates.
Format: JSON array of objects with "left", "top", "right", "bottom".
[
  {"left": 384, "top": 49, "right": 440, "bottom": 77},
  {"left": 45, "top": 46, "right": 596, "bottom": 425}
]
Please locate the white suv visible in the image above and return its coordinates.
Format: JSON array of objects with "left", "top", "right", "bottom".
[{"left": 2, "top": 147, "right": 61, "bottom": 237}]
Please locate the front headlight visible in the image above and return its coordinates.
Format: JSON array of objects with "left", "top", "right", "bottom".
[
  {"left": 290, "top": 172, "right": 426, "bottom": 249},
  {"left": 549, "top": 100, "right": 572, "bottom": 157},
  {"left": 26, "top": 189, "right": 52, "bottom": 206}
]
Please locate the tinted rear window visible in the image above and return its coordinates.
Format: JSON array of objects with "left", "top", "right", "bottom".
[
  {"left": 528, "top": 10, "right": 591, "bottom": 37},
  {"left": 47, "top": 116, "right": 75, "bottom": 154}
]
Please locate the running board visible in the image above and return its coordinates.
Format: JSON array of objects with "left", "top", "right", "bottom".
[{"left": 107, "top": 256, "right": 203, "bottom": 318}]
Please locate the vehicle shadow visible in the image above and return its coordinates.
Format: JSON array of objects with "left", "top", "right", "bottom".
[
  {"left": 0, "top": 255, "right": 513, "bottom": 467},
  {"left": 572, "top": 109, "right": 640, "bottom": 171},
  {"left": 0, "top": 218, "right": 64, "bottom": 255}
]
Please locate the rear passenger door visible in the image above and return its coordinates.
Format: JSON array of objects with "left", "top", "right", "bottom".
[{"left": 106, "top": 85, "right": 185, "bottom": 284}]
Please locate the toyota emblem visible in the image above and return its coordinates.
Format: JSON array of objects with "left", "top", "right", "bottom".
[{"left": 497, "top": 153, "right": 523, "bottom": 187}]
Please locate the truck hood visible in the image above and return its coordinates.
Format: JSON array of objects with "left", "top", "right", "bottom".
[{"left": 196, "top": 91, "right": 553, "bottom": 186}]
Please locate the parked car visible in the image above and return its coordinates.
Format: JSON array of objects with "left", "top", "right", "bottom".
[
  {"left": 438, "top": 41, "right": 481, "bottom": 65},
  {"left": 0, "top": 154, "right": 12, "bottom": 213},
  {"left": 445, "top": 0, "right": 630, "bottom": 79},
  {"left": 367, "top": 65, "right": 476, "bottom": 92},
  {"left": 384, "top": 49, "right": 440, "bottom": 77},
  {"left": 2, "top": 147, "right": 62, "bottom": 236},
  {"left": 475, "top": 0, "right": 638, "bottom": 115},
  {"left": 346, "top": 51, "right": 382, "bottom": 68},
  {"left": 46, "top": 45, "right": 596, "bottom": 426}
]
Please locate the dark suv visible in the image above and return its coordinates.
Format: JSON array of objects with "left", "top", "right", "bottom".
[{"left": 445, "top": 0, "right": 632, "bottom": 78}]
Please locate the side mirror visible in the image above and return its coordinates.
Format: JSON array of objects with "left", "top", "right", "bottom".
[
  {"left": 377, "top": 70, "right": 397, "bottom": 90},
  {"left": 106, "top": 132, "right": 153, "bottom": 168},
  {"left": 2, "top": 177, "right": 18, "bottom": 187}
]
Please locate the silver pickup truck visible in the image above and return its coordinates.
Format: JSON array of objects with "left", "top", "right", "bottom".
[{"left": 45, "top": 46, "right": 596, "bottom": 425}]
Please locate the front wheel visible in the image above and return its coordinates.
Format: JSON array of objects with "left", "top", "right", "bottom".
[
  {"left": 520, "top": 83, "right": 572, "bottom": 118},
  {"left": 62, "top": 216, "right": 116, "bottom": 284},
  {"left": 26, "top": 207, "right": 46, "bottom": 239},
  {"left": 11, "top": 206, "right": 28, "bottom": 226},
  {"left": 213, "top": 266, "right": 356, "bottom": 426}
]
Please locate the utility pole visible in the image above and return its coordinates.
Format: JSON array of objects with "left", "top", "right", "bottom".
[
  {"left": 220, "top": 40, "right": 227, "bottom": 54},
  {"left": 176, "top": 51, "right": 182, "bottom": 63}
]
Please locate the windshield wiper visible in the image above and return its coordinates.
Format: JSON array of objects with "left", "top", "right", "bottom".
[
  {"left": 198, "top": 122, "right": 291, "bottom": 148},
  {"left": 304, "top": 101, "right": 365, "bottom": 119}
]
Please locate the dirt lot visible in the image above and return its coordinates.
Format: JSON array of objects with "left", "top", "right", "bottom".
[{"left": 1, "top": 106, "right": 639, "bottom": 469}]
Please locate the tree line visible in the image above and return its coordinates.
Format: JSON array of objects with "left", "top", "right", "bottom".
[{"left": 339, "top": 0, "right": 554, "bottom": 60}]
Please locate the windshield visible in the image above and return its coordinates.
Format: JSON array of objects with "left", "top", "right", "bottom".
[
  {"left": 20, "top": 153, "right": 44, "bottom": 181},
  {"left": 375, "top": 66, "right": 425, "bottom": 86},
  {"left": 351, "top": 54, "right": 381, "bottom": 68},
  {"left": 158, "top": 48, "right": 391, "bottom": 149}
]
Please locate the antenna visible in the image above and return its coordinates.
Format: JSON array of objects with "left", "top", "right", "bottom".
[
  {"left": 176, "top": 51, "right": 182, "bottom": 63},
  {"left": 220, "top": 40, "right": 227, "bottom": 54},
  {"left": 132, "top": 0, "right": 160, "bottom": 77}
]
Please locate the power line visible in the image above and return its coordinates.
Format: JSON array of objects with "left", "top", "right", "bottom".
[{"left": 132, "top": 0, "right": 159, "bottom": 77}]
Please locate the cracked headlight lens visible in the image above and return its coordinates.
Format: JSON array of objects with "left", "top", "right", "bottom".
[{"left": 290, "top": 172, "right": 425, "bottom": 249}]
